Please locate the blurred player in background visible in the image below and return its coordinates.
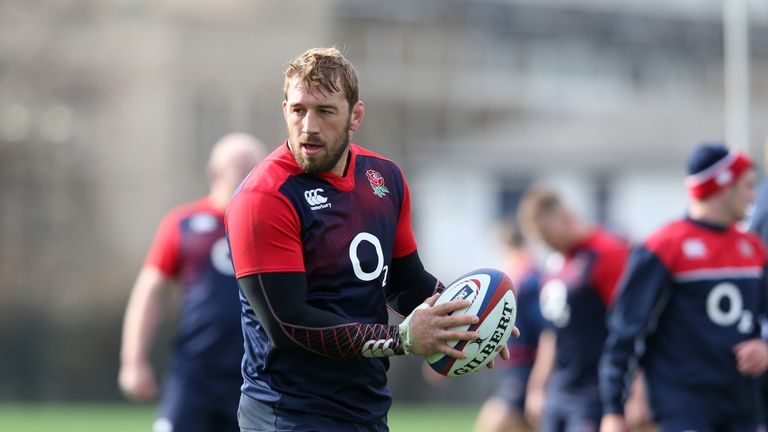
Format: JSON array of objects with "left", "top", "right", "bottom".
[
  {"left": 749, "top": 139, "right": 768, "bottom": 424},
  {"left": 748, "top": 139, "right": 768, "bottom": 240},
  {"left": 119, "top": 133, "right": 267, "bottom": 432},
  {"left": 225, "top": 47, "right": 514, "bottom": 432},
  {"left": 518, "top": 186, "right": 629, "bottom": 432},
  {"left": 474, "top": 220, "right": 544, "bottom": 432},
  {"left": 600, "top": 143, "right": 768, "bottom": 432}
]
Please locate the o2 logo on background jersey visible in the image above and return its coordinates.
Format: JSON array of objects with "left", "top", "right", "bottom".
[
  {"left": 211, "top": 237, "right": 235, "bottom": 276},
  {"left": 540, "top": 279, "right": 570, "bottom": 327},
  {"left": 706, "top": 282, "right": 753, "bottom": 334},
  {"left": 349, "top": 232, "right": 389, "bottom": 287}
]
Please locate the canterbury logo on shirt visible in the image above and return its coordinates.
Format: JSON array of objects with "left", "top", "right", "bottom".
[{"left": 304, "top": 188, "right": 331, "bottom": 210}]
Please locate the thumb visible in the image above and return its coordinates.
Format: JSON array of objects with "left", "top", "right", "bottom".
[{"left": 733, "top": 340, "right": 749, "bottom": 354}]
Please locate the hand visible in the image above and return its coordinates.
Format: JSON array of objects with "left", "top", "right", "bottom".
[
  {"left": 118, "top": 360, "right": 158, "bottom": 401},
  {"left": 484, "top": 326, "right": 519, "bottom": 369},
  {"left": 600, "top": 414, "right": 628, "bottom": 432},
  {"left": 405, "top": 293, "right": 479, "bottom": 358},
  {"left": 733, "top": 338, "right": 768, "bottom": 376},
  {"left": 485, "top": 344, "right": 510, "bottom": 369}
]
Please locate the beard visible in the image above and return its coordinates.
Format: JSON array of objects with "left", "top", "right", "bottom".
[{"left": 290, "top": 121, "right": 351, "bottom": 175}]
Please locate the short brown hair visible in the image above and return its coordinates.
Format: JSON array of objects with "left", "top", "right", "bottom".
[
  {"left": 517, "top": 186, "right": 563, "bottom": 236},
  {"left": 283, "top": 47, "right": 359, "bottom": 110}
]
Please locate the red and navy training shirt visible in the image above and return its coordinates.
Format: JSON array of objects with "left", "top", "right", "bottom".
[
  {"left": 600, "top": 218, "right": 768, "bottom": 422},
  {"left": 144, "top": 197, "right": 244, "bottom": 384},
  {"left": 225, "top": 142, "right": 416, "bottom": 424},
  {"left": 539, "top": 228, "right": 628, "bottom": 403}
]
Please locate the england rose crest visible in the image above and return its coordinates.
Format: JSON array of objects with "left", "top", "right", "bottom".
[{"left": 366, "top": 169, "right": 389, "bottom": 198}]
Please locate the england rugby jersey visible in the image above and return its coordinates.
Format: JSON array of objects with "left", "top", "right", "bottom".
[
  {"left": 540, "top": 228, "right": 628, "bottom": 404},
  {"left": 225, "top": 142, "right": 417, "bottom": 424},
  {"left": 144, "top": 197, "right": 244, "bottom": 387},
  {"left": 600, "top": 218, "right": 768, "bottom": 422}
]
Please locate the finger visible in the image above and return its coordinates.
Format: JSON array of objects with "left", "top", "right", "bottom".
[
  {"left": 499, "top": 345, "right": 510, "bottom": 361},
  {"left": 431, "top": 299, "right": 471, "bottom": 314},
  {"left": 436, "top": 314, "right": 478, "bottom": 328},
  {"left": 735, "top": 344, "right": 759, "bottom": 363},
  {"left": 738, "top": 362, "right": 759, "bottom": 376},
  {"left": 423, "top": 293, "right": 440, "bottom": 307},
  {"left": 742, "top": 354, "right": 764, "bottom": 373},
  {"left": 437, "top": 330, "right": 478, "bottom": 341},
  {"left": 737, "top": 356, "right": 759, "bottom": 376},
  {"left": 511, "top": 326, "right": 521, "bottom": 338},
  {"left": 486, "top": 359, "right": 496, "bottom": 369},
  {"left": 436, "top": 344, "right": 469, "bottom": 360}
]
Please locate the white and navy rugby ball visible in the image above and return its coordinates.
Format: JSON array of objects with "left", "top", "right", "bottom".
[{"left": 427, "top": 269, "right": 517, "bottom": 377}]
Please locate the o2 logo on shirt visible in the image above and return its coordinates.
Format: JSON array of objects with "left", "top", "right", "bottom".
[
  {"left": 540, "top": 279, "right": 571, "bottom": 327},
  {"left": 706, "top": 282, "right": 753, "bottom": 334},
  {"left": 211, "top": 237, "right": 235, "bottom": 276},
  {"left": 349, "top": 232, "right": 389, "bottom": 287}
]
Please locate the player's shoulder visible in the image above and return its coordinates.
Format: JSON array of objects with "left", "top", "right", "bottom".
[
  {"left": 352, "top": 144, "right": 408, "bottom": 195},
  {"left": 596, "top": 228, "right": 628, "bottom": 246},
  {"left": 644, "top": 219, "right": 690, "bottom": 251},
  {"left": 641, "top": 218, "right": 731, "bottom": 269},
  {"left": 353, "top": 144, "right": 396, "bottom": 164},
  {"left": 588, "top": 227, "right": 629, "bottom": 255},
  {"left": 163, "top": 197, "right": 214, "bottom": 223},
  {"left": 353, "top": 144, "right": 403, "bottom": 172}
]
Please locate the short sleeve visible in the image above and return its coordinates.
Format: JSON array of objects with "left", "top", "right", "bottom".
[
  {"left": 144, "top": 212, "right": 182, "bottom": 277},
  {"left": 392, "top": 172, "right": 417, "bottom": 258},
  {"left": 591, "top": 245, "right": 629, "bottom": 306},
  {"left": 226, "top": 189, "right": 305, "bottom": 278}
]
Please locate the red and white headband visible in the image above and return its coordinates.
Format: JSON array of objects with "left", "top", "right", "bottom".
[{"left": 685, "top": 151, "right": 752, "bottom": 199}]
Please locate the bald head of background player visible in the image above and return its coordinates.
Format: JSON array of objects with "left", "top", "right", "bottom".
[
  {"left": 207, "top": 133, "right": 269, "bottom": 210},
  {"left": 119, "top": 132, "right": 267, "bottom": 402}
]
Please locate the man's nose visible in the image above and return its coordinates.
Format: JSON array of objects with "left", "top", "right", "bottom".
[{"left": 302, "top": 111, "right": 320, "bottom": 135}]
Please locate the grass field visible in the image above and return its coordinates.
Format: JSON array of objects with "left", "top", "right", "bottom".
[{"left": 0, "top": 403, "right": 480, "bottom": 432}]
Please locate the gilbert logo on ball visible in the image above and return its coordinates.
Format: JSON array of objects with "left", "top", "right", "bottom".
[{"left": 427, "top": 269, "right": 517, "bottom": 376}]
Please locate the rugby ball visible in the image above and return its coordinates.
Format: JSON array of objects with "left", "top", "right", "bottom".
[{"left": 427, "top": 269, "right": 517, "bottom": 376}]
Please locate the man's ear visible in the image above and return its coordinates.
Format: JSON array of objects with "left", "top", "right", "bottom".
[{"left": 349, "top": 101, "right": 365, "bottom": 132}]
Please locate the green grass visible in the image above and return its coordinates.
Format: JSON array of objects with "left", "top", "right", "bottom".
[{"left": 0, "top": 403, "right": 479, "bottom": 432}]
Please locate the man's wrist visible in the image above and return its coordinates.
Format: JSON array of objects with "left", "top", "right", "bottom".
[
  {"left": 398, "top": 303, "right": 430, "bottom": 356},
  {"left": 398, "top": 322, "right": 412, "bottom": 355}
]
